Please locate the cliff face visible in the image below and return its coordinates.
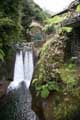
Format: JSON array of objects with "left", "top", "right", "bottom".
[{"left": 30, "top": 32, "right": 80, "bottom": 120}]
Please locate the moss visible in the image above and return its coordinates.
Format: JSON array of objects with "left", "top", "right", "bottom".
[
  {"left": 53, "top": 87, "right": 80, "bottom": 120},
  {"left": 32, "top": 35, "right": 64, "bottom": 98},
  {"left": 40, "top": 39, "right": 52, "bottom": 57},
  {"left": 60, "top": 63, "right": 78, "bottom": 89},
  {"left": 31, "top": 34, "right": 80, "bottom": 120}
]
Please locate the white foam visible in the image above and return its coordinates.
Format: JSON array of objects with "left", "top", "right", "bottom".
[{"left": 8, "top": 50, "right": 34, "bottom": 92}]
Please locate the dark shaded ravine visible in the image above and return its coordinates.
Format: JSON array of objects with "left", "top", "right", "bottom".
[{"left": 0, "top": 47, "right": 38, "bottom": 120}]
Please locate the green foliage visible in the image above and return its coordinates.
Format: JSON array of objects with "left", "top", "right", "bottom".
[
  {"left": 0, "top": 0, "right": 23, "bottom": 21},
  {"left": 53, "top": 94, "right": 80, "bottom": 120},
  {"left": 22, "top": 0, "right": 49, "bottom": 39},
  {"left": 0, "top": 0, "right": 24, "bottom": 62},
  {"left": 60, "top": 63, "right": 77, "bottom": 89},
  {"left": 44, "top": 15, "right": 73, "bottom": 34},
  {"left": 41, "top": 86, "right": 49, "bottom": 98},
  {"left": 46, "top": 15, "right": 66, "bottom": 25},
  {"left": 32, "top": 41, "right": 77, "bottom": 98},
  {"left": 0, "top": 49, "right": 5, "bottom": 61},
  {"left": 0, "top": 0, "right": 23, "bottom": 44},
  {"left": 48, "top": 81, "right": 59, "bottom": 91},
  {"left": 40, "top": 39, "right": 51, "bottom": 56},
  {"left": 0, "top": 17, "right": 21, "bottom": 45},
  {"left": 31, "top": 6, "right": 80, "bottom": 118},
  {"left": 0, "top": 18, "right": 15, "bottom": 26},
  {"left": 0, "top": 0, "right": 24, "bottom": 75},
  {"left": 43, "top": 24, "right": 55, "bottom": 34},
  {"left": 35, "top": 81, "right": 60, "bottom": 99},
  {"left": 32, "top": 38, "right": 63, "bottom": 98},
  {"left": 76, "top": 4, "right": 80, "bottom": 12},
  {"left": 62, "top": 27, "right": 72, "bottom": 33}
]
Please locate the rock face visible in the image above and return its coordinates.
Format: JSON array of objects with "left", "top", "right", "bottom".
[
  {"left": 0, "top": 80, "right": 9, "bottom": 98},
  {"left": 30, "top": 34, "right": 80, "bottom": 120}
]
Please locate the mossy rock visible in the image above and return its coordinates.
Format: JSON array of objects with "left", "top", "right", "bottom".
[{"left": 30, "top": 34, "right": 80, "bottom": 120}]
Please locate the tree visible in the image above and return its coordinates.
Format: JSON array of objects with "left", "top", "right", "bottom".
[
  {"left": 21, "top": 0, "right": 49, "bottom": 40},
  {"left": 0, "top": 0, "right": 24, "bottom": 60}
]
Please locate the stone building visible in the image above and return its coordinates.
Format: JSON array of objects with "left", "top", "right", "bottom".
[
  {"left": 52, "top": 0, "right": 80, "bottom": 65},
  {"left": 62, "top": 1, "right": 80, "bottom": 65}
]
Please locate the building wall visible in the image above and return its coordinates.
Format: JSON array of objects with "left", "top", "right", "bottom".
[{"left": 64, "top": 27, "right": 80, "bottom": 66}]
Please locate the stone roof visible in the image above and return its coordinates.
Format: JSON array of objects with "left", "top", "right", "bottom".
[
  {"left": 51, "top": 0, "right": 80, "bottom": 27},
  {"left": 61, "top": 0, "right": 80, "bottom": 27},
  {"left": 68, "top": 0, "right": 80, "bottom": 9},
  {"left": 61, "top": 15, "right": 80, "bottom": 27}
]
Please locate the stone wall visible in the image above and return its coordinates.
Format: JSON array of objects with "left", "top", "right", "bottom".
[{"left": 71, "top": 28, "right": 80, "bottom": 64}]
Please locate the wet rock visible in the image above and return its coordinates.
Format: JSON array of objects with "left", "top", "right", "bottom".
[
  {"left": 0, "top": 82, "right": 37, "bottom": 120},
  {"left": 0, "top": 80, "right": 9, "bottom": 98}
]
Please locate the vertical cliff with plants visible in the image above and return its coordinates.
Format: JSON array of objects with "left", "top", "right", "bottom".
[
  {"left": 0, "top": 0, "right": 24, "bottom": 81},
  {"left": 30, "top": 3, "right": 80, "bottom": 120}
]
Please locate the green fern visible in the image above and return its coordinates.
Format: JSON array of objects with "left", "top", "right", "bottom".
[
  {"left": 0, "top": 49, "right": 5, "bottom": 61},
  {"left": 41, "top": 87, "right": 49, "bottom": 98},
  {"left": 46, "top": 15, "right": 66, "bottom": 25}
]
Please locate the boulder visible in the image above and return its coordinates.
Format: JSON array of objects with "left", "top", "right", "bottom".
[{"left": 0, "top": 80, "right": 9, "bottom": 98}]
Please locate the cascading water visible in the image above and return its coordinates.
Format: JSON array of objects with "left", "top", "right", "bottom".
[
  {"left": 8, "top": 48, "right": 34, "bottom": 90},
  {"left": 8, "top": 51, "right": 24, "bottom": 90},
  {"left": 24, "top": 50, "right": 34, "bottom": 88},
  {"left": 0, "top": 46, "right": 38, "bottom": 120}
]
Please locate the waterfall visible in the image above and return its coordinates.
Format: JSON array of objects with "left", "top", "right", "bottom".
[
  {"left": 1, "top": 47, "right": 38, "bottom": 120},
  {"left": 8, "top": 51, "right": 24, "bottom": 90},
  {"left": 13, "top": 51, "right": 24, "bottom": 84},
  {"left": 24, "top": 50, "right": 34, "bottom": 88},
  {"left": 8, "top": 49, "right": 34, "bottom": 90}
]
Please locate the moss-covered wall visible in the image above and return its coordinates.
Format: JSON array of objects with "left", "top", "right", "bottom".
[
  {"left": 31, "top": 32, "right": 80, "bottom": 120},
  {"left": 30, "top": 3, "right": 80, "bottom": 120}
]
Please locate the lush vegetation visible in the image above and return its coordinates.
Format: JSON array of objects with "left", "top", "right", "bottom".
[
  {"left": 43, "top": 3, "right": 80, "bottom": 34},
  {"left": 44, "top": 15, "right": 73, "bottom": 34},
  {"left": 0, "top": 0, "right": 24, "bottom": 61},
  {"left": 0, "top": 0, "right": 49, "bottom": 59},
  {"left": 31, "top": 3, "right": 80, "bottom": 119},
  {"left": 32, "top": 37, "right": 78, "bottom": 98},
  {"left": 31, "top": 31, "right": 80, "bottom": 120},
  {"left": 22, "top": 0, "right": 49, "bottom": 40}
]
